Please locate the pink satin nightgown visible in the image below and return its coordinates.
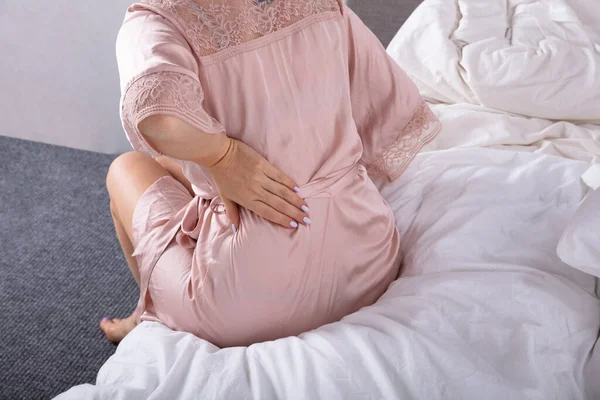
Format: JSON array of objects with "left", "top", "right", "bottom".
[{"left": 116, "top": 0, "right": 441, "bottom": 347}]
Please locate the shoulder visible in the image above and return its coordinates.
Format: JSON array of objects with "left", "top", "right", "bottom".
[
  {"left": 135, "top": 0, "right": 191, "bottom": 15},
  {"left": 129, "top": 0, "right": 343, "bottom": 58},
  {"left": 117, "top": 2, "right": 202, "bottom": 90},
  {"left": 123, "top": 1, "right": 192, "bottom": 36}
]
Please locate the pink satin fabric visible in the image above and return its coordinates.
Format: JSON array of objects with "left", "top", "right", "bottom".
[{"left": 117, "top": 0, "right": 440, "bottom": 347}]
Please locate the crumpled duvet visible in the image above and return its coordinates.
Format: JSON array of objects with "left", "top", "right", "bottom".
[{"left": 388, "top": 0, "right": 600, "bottom": 163}]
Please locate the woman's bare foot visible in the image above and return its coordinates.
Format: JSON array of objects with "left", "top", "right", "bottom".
[{"left": 99, "top": 313, "right": 137, "bottom": 343}]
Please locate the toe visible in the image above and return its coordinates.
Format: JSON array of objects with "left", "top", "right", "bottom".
[
  {"left": 99, "top": 313, "right": 137, "bottom": 343},
  {"left": 99, "top": 319, "right": 111, "bottom": 333},
  {"left": 101, "top": 323, "right": 120, "bottom": 342}
]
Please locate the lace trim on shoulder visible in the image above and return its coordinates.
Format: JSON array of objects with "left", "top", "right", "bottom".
[
  {"left": 140, "top": 0, "right": 340, "bottom": 56},
  {"left": 366, "top": 102, "right": 442, "bottom": 181},
  {"left": 121, "top": 71, "right": 224, "bottom": 156}
]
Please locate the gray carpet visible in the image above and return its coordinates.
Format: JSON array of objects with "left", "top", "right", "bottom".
[{"left": 0, "top": 136, "right": 137, "bottom": 399}]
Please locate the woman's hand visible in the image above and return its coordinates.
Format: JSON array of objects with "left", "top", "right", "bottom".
[
  {"left": 208, "top": 138, "right": 310, "bottom": 230},
  {"left": 138, "top": 115, "right": 308, "bottom": 230}
]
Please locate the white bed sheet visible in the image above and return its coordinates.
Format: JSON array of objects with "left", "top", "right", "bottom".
[
  {"left": 57, "top": 149, "right": 600, "bottom": 400},
  {"left": 57, "top": 0, "right": 600, "bottom": 398}
]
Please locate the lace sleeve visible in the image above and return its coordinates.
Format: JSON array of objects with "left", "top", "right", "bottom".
[
  {"left": 365, "top": 102, "right": 441, "bottom": 181},
  {"left": 343, "top": 5, "right": 441, "bottom": 182},
  {"left": 120, "top": 71, "right": 225, "bottom": 157}
]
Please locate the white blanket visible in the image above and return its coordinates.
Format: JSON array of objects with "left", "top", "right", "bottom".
[
  {"left": 57, "top": 149, "right": 600, "bottom": 400},
  {"left": 58, "top": 1, "right": 600, "bottom": 398}
]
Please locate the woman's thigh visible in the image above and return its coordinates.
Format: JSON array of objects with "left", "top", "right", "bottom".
[
  {"left": 154, "top": 156, "right": 194, "bottom": 196},
  {"left": 146, "top": 242, "right": 199, "bottom": 333},
  {"left": 106, "top": 152, "right": 171, "bottom": 241}
]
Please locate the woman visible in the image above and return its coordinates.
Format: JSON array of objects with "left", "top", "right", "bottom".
[{"left": 100, "top": 0, "right": 440, "bottom": 347}]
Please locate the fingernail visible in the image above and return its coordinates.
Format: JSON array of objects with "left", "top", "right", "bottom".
[
  {"left": 102, "top": 317, "right": 110, "bottom": 322},
  {"left": 293, "top": 186, "right": 301, "bottom": 193},
  {"left": 301, "top": 205, "right": 309, "bottom": 213},
  {"left": 303, "top": 217, "right": 311, "bottom": 225},
  {"left": 232, "top": 224, "right": 237, "bottom": 233},
  {"left": 290, "top": 221, "right": 298, "bottom": 228}
]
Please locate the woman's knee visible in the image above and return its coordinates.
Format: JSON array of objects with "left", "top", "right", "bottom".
[
  {"left": 106, "top": 152, "right": 170, "bottom": 233},
  {"left": 106, "top": 152, "right": 153, "bottom": 193},
  {"left": 106, "top": 151, "right": 172, "bottom": 204}
]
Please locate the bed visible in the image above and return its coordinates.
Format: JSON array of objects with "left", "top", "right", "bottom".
[{"left": 56, "top": 0, "right": 600, "bottom": 398}]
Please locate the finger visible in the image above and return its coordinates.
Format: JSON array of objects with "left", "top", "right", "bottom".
[
  {"left": 261, "top": 191, "right": 309, "bottom": 225},
  {"left": 222, "top": 196, "right": 240, "bottom": 232},
  {"left": 250, "top": 201, "right": 299, "bottom": 229},
  {"left": 263, "top": 180, "right": 309, "bottom": 214},
  {"left": 263, "top": 164, "right": 301, "bottom": 194}
]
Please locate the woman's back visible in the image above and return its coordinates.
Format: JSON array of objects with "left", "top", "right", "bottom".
[{"left": 117, "top": 0, "right": 440, "bottom": 346}]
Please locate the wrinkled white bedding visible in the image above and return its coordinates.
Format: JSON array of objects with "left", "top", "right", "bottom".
[
  {"left": 57, "top": 1, "right": 600, "bottom": 399},
  {"left": 58, "top": 149, "right": 599, "bottom": 400},
  {"left": 558, "top": 186, "right": 600, "bottom": 278},
  {"left": 388, "top": 0, "right": 600, "bottom": 162},
  {"left": 389, "top": 0, "right": 600, "bottom": 123}
]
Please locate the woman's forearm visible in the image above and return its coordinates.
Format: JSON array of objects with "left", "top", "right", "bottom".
[{"left": 138, "top": 115, "right": 230, "bottom": 167}]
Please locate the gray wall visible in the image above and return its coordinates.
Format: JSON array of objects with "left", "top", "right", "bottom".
[
  {"left": 0, "top": 1, "right": 133, "bottom": 154},
  {"left": 347, "top": 0, "right": 422, "bottom": 48}
]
